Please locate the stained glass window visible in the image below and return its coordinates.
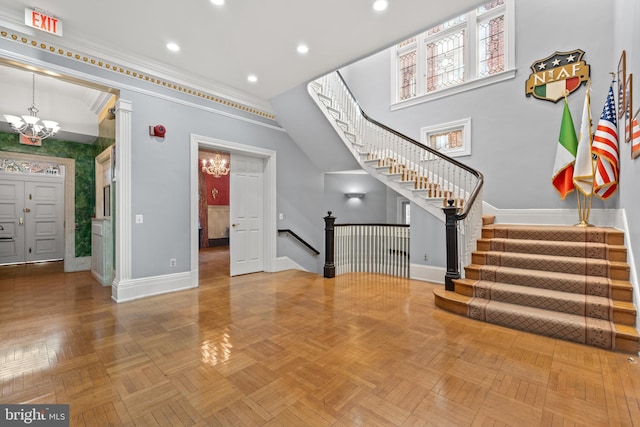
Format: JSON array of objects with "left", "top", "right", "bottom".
[
  {"left": 398, "top": 50, "right": 417, "bottom": 100},
  {"left": 426, "top": 31, "right": 465, "bottom": 92},
  {"left": 394, "top": 0, "right": 511, "bottom": 102},
  {"left": 478, "top": 15, "right": 505, "bottom": 77}
]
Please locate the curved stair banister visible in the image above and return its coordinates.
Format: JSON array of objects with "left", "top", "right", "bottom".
[
  {"left": 334, "top": 72, "right": 484, "bottom": 222},
  {"left": 308, "top": 71, "right": 484, "bottom": 274}
]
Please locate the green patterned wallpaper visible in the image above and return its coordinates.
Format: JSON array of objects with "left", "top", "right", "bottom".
[{"left": 0, "top": 131, "right": 102, "bottom": 257}]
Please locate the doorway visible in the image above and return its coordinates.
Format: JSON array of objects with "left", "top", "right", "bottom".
[
  {"left": 198, "top": 150, "right": 231, "bottom": 249},
  {"left": 190, "top": 134, "right": 276, "bottom": 280},
  {"left": 0, "top": 173, "right": 64, "bottom": 264}
]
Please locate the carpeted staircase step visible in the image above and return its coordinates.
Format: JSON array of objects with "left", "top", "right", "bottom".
[
  {"left": 433, "top": 289, "right": 639, "bottom": 352},
  {"left": 482, "top": 224, "right": 624, "bottom": 245},
  {"left": 455, "top": 279, "right": 636, "bottom": 325},
  {"left": 472, "top": 251, "right": 630, "bottom": 280},
  {"left": 456, "top": 273, "right": 634, "bottom": 303},
  {"left": 476, "top": 238, "right": 627, "bottom": 262}
]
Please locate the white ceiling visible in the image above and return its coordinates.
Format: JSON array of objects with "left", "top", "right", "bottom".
[
  {"left": 0, "top": 0, "right": 483, "bottom": 105},
  {"left": 0, "top": 65, "right": 111, "bottom": 143}
]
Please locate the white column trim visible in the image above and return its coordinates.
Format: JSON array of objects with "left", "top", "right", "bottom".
[{"left": 112, "top": 99, "right": 133, "bottom": 301}]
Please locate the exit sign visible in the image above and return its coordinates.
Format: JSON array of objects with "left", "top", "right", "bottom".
[{"left": 25, "top": 8, "right": 62, "bottom": 37}]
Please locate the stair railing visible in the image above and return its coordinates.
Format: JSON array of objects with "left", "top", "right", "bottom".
[
  {"left": 277, "top": 229, "right": 320, "bottom": 255},
  {"left": 310, "top": 72, "right": 484, "bottom": 279},
  {"left": 323, "top": 212, "right": 410, "bottom": 278}
]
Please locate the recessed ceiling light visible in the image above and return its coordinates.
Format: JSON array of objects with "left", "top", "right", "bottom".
[
  {"left": 297, "top": 44, "right": 309, "bottom": 55},
  {"left": 247, "top": 74, "right": 258, "bottom": 83},
  {"left": 373, "top": 0, "right": 388, "bottom": 11},
  {"left": 166, "top": 42, "right": 180, "bottom": 52},
  {"left": 210, "top": 0, "right": 224, "bottom": 5}
]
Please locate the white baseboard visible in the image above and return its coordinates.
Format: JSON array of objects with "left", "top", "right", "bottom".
[
  {"left": 112, "top": 270, "right": 197, "bottom": 303},
  {"left": 482, "top": 204, "right": 623, "bottom": 228},
  {"left": 410, "top": 263, "right": 445, "bottom": 284},
  {"left": 273, "top": 256, "right": 307, "bottom": 272}
]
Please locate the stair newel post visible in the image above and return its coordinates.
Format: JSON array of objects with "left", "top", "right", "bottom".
[
  {"left": 443, "top": 199, "right": 460, "bottom": 291},
  {"left": 324, "top": 211, "right": 336, "bottom": 278}
]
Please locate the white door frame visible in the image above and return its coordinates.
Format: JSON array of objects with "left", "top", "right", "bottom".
[{"left": 190, "top": 134, "right": 277, "bottom": 281}]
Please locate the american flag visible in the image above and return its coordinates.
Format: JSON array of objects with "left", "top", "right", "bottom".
[{"left": 592, "top": 85, "right": 619, "bottom": 199}]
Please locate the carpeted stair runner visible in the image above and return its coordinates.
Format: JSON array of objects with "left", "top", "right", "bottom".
[{"left": 434, "top": 222, "right": 639, "bottom": 353}]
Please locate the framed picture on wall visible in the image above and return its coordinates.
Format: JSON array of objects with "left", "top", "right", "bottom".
[
  {"left": 626, "top": 74, "right": 633, "bottom": 143},
  {"left": 618, "top": 50, "right": 626, "bottom": 118}
]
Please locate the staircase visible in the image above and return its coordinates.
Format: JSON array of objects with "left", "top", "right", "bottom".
[
  {"left": 308, "top": 72, "right": 484, "bottom": 268},
  {"left": 434, "top": 218, "right": 639, "bottom": 353},
  {"left": 308, "top": 72, "right": 638, "bottom": 352}
]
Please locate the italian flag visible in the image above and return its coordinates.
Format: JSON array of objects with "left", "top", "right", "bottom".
[
  {"left": 552, "top": 98, "right": 578, "bottom": 199},
  {"left": 535, "top": 77, "right": 581, "bottom": 101}
]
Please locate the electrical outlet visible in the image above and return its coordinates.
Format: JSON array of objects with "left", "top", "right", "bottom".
[
  {"left": 169, "top": 258, "right": 176, "bottom": 267},
  {"left": 424, "top": 253, "right": 428, "bottom": 261}
]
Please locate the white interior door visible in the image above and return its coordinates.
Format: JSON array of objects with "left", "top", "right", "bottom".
[
  {"left": 229, "top": 155, "right": 264, "bottom": 276},
  {"left": 24, "top": 180, "right": 64, "bottom": 262},
  {"left": 0, "top": 180, "right": 25, "bottom": 264},
  {"left": 0, "top": 176, "right": 64, "bottom": 265}
]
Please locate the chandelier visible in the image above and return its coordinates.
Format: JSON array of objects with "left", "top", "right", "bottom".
[
  {"left": 4, "top": 73, "right": 60, "bottom": 146},
  {"left": 201, "top": 154, "right": 230, "bottom": 177}
]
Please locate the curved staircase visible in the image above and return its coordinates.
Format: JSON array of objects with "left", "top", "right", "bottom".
[
  {"left": 434, "top": 219, "right": 639, "bottom": 353},
  {"left": 308, "top": 72, "right": 484, "bottom": 269}
]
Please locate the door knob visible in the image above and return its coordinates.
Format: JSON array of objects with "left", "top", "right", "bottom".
[{"left": 232, "top": 223, "right": 238, "bottom": 227}]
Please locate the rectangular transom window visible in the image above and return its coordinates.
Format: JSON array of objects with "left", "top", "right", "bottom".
[{"left": 421, "top": 118, "right": 471, "bottom": 158}]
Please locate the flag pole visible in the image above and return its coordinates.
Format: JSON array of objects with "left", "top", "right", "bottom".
[{"left": 574, "top": 80, "right": 594, "bottom": 227}]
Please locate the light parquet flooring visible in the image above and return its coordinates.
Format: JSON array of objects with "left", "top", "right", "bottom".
[{"left": 1, "top": 247, "right": 639, "bottom": 426}]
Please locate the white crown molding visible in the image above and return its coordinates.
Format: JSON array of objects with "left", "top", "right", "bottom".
[
  {"left": 0, "top": 12, "right": 275, "bottom": 118},
  {"left": 86, "top": 90, "right": 114, "bottom": 115}
]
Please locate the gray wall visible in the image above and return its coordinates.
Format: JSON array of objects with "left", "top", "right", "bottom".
[
  {"left": 120, "top": 89, "right": 325, "bottom": 277},
  {"left": 341, "top": 0, "right": 615, "bottom": 210},
  {"left": 323, "top": 173, "right": 388, "bottom": 224}
]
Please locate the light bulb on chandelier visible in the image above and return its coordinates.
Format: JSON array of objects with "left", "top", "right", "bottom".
[
  {"left": 201, "top": 154, "right": 230, "bottom": 177},
  {"left": 4, "top": 73, "right": 60, "bottom": 146}
]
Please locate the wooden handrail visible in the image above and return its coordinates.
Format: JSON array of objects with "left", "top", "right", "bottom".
[{"left": 278, "top": 229, "right": 320, "bottom": 255}]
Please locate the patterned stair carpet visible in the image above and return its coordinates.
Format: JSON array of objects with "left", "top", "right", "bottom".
[
  {"left": 467, "top": 298, "right": 615, "bottom": 349},
  {"left": 462, "top": 224, "right": 634, "bottom": 351}
]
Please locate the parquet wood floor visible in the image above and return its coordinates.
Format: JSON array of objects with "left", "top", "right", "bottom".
[{"left": 1, "top": 247, "right": 639, "bottom": 426}]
